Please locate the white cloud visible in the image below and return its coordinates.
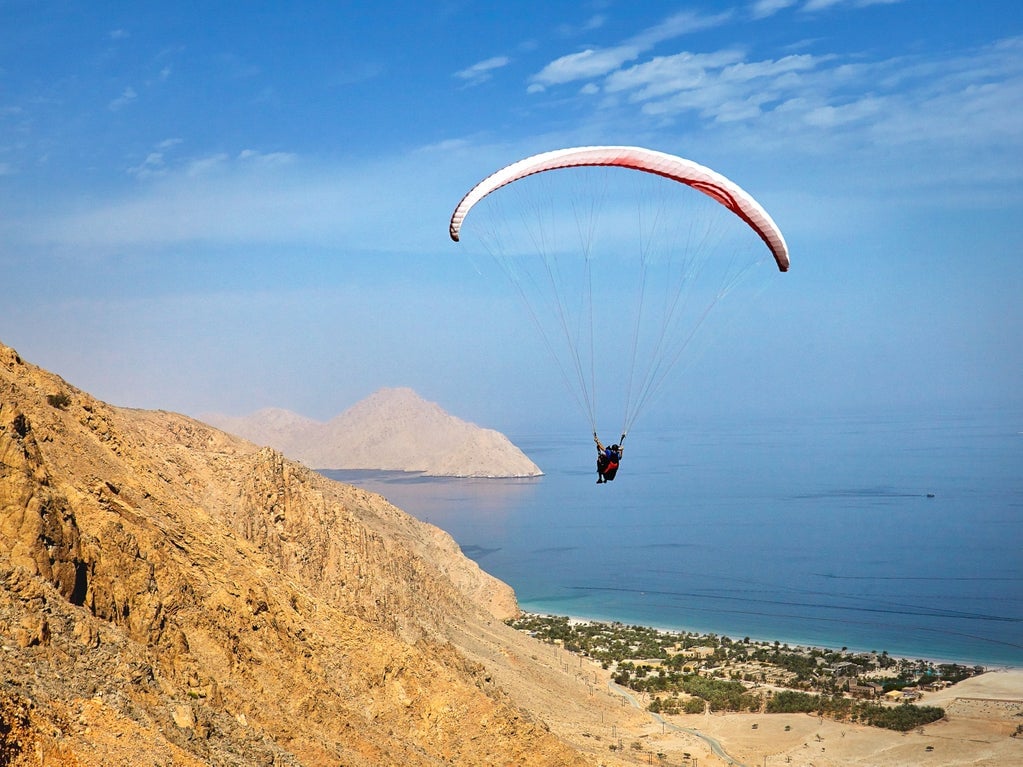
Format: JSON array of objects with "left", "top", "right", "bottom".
[
  {"left": 529, "top": 1, "right": 911, "bottom": 98},
  {"left": 127, "top": 152, "right": 167, "bottom": 179},
  {"left": 126, "top": 138, "right": 185, "bottom": 178},
  {"left": 602, "top": 49, "right": 833, "bottom": 125},
  {"left": 800, "top": 95, "right": 883, "bottom": 127},
  {"left": 237, "top": 149, "right": 297, "bottom": 167},
  {"left": 185, "top": 153, "right": 230, "bottom": 177},
  {"left": 533, "top": 6, "right": 1023, "bottom": 184},
  {"left": 629, "top": 10, "right": 734, "bottom": 49},
  {"left": 108, "top": 86, "right": 137, "bottom": 111},
  {"left": 555, "top": 14, "right": 607, "bottom": 37},
  {"left": 455, "top": 56, "right": 511, "bottom": 86},
  {"left": 803, "top": 0, "right": 907, "bottom": 10},
  {"left": 604, "top": 49, "right": 747, "bottom": 101},
  {"left": 531, "top": 46, "right": 641, "bottom": 89},
  {"left": 749, "top": 0, "right": 798, "bottom": 19},
  {"left": 724, "top": 53, "right": 820, "bottom": 82},
  {"left": 530, "top": 10, "right": 731, "bottom": 91}
]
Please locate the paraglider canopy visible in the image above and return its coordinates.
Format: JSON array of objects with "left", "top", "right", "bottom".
[{"left": 450, "top": 145, "right": 789, "bottom": 271}]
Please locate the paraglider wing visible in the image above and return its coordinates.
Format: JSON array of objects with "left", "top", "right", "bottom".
[{"left": 449, "top": 145, "right": 789, "bottom": 271}]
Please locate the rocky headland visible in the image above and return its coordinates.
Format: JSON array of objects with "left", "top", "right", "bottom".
[{"left": 202, "top": 388, "right": 542, "bottom": 478}]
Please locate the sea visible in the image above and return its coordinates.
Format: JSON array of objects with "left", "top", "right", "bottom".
[{"left": 321, "top": 406, "right": 1023, "bottom": 669}]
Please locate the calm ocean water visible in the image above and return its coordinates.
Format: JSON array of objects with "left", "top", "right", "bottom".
[{"left": 322, "top": 407, "right": 1023, "bottom": 668}]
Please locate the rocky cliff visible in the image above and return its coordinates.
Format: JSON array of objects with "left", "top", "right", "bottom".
[
  {"left": 0, "top": 343, "right": 598, "bottom": 766},
  {"left": 203, "top": 388, "right": 543, "bottom": 478}
]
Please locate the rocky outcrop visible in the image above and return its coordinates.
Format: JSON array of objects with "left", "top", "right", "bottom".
[
  {"left": 203, "top": 388, "right": 543, "bottom": 477},
  {"left": 0, "top": 342, "right": 590, "bottom": 766}
]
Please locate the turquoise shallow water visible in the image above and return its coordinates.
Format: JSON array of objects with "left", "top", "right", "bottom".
[{"left": 322, "top": 406, "right": 1023, "bottom": 667}]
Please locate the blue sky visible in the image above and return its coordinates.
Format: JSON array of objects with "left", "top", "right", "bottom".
[{"left": 2, "top": 1, "right": 1020, "bottom": 434}]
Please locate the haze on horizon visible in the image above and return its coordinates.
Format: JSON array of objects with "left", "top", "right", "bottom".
[{"left": 2, "top": 1, "right": 1020, "bottom": 436}]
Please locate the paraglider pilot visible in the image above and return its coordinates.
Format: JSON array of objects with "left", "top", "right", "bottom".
[{"left": 594, "top": 433, "right": 624, "bottom": 484}]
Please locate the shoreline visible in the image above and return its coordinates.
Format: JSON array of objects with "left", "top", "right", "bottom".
[{"left": 516, "top": 607, "right": 1015, "bottom": 671}]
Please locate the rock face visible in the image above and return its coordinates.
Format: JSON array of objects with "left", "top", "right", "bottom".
[
  {"left": 0, "top": 342, "right": 589, "bottom": 766},
  {"left": 203, "top": 388, "right": 543, "bottom": 477}
]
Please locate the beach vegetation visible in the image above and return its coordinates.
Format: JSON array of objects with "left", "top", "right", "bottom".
[
  {"left": 509, "top": 613, "right": 958, "bottom": 732},
  {"left": 683, "top": 696, "right": 706, "bottom": 714},
  {"left": 855, "top": 702, "right": 946, "bottom": 730},
  {"left": 510, "top": 614, "right": 673, "bottom": 663},
  {"left": 766, "top": 690, "right": 819, "bottom": 713}
]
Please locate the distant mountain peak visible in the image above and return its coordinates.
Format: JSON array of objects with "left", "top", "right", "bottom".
[{"left": 204, "top": 389, "right": 542, "bottom": 477}]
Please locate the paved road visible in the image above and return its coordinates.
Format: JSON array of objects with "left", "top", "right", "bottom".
[{"left": 608, "top": 681, "right": 751, "bottom": 767}]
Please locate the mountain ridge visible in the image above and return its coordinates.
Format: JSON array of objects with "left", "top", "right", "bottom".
[{"left": 202, "top": 387, "right": 543, "bottom": 477}]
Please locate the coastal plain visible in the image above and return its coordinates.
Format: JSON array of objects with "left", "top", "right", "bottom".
[{"left": 486, "top": 620, "right": 1023, "bottom": 767}]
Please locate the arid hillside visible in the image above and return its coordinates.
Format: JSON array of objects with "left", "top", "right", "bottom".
[
  {"left": 0, "top": 342, "right": 603, "bottom": 766},
  {"left": 203, "top": 388, "right": 543, "bottom": 477}
]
